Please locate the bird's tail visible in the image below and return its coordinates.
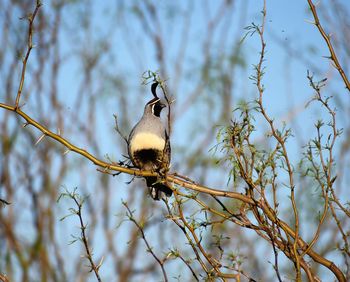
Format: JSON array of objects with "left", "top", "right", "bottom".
[{"left": 145, "top": 177, "right": 172, "bottom": 200}]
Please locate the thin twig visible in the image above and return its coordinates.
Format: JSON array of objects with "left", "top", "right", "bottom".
[
  {"left": 113, "top": 114, "right": 128, "bottom": 145},
  {"left": 15, "top": 1, "right": 42, "bottom": 109},
  {"left": 307, "top": 0, "right": 350, "bottom": 92},
  {"left": 123, "top": 202, "right": 169, "bottom": 282},
  {"left": 59, "top": 190, "right": 102, "bottom": 282},
  {"left": 0, "top": 199, "right": 11, "bottom": 206}
]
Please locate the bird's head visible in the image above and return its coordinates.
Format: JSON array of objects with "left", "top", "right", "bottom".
[{"left": 145, "top": 98, "right": 166, "bottom": 117}]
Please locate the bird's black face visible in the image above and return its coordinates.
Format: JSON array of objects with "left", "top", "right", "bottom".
[
  {"left": 147, "top": 98, "right": 166, "bottom": 117},
  {"left": 152, "top": 101, "right": 166, "bottom": 117}
]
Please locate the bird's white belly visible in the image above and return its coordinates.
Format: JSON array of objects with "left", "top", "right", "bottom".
[{"left": 130, "top": 132, "right": 165, "bottom": 154}]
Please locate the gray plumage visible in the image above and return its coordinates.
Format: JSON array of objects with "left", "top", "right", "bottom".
[{"left": 128, "top": 97, "right": 172, "bottom": 200}]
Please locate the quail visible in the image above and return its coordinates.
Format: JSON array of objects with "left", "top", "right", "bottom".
[{"left": 128, "top": 97, "right": 172, "bottom": 200}]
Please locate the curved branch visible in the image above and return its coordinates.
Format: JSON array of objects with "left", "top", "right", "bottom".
[{"left": 0, "top": 103, "right": 251, "bottom": 204}]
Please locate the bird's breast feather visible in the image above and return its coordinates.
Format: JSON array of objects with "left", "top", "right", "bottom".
[{"left": 130, "top": 132, "right": 165, "bottom": 154}]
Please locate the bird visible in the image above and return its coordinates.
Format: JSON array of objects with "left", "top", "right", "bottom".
[{"left": 128, "top": 96, "right": 172, "bottom": 200}]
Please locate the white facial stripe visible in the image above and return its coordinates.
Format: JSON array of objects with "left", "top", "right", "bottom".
[
  {"left": 148, "top": 99, "right": 160, "bottom": 106},
  {"left": 130, "top": 132, "right": 165, "bottom": 154}
]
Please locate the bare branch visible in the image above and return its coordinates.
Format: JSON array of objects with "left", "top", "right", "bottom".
[
  {"left": 113, "top": 114, "right": 128, "bottom": 145},
  {"left": 123, "top": 202, "right": 169, "bottom": 282},
  {"left": 307, "top": 0, "right": 350, "bottom": 92},
  {"left": 58, "top": 189, "right": 102, "bottom": 282},
  {"left": 15, "top": 1, "right": 42, "bottom": 109}
]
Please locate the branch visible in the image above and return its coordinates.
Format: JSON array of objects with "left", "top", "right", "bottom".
[
  {"left": 15, "top": 1, "right": 42, "bottom": 109},
  {"left": 0, "top": 273, "right": 9, "bottom": 282},
  {"left": 0, "top": 198, "right": 11, "bottom": 206},
  {"left": 0, "top": 102, "right": 253, "bottom": 203},
  {"left": 307, "top": 0, "right": 350, "bottom": 92},
  {"left": 58, "top": 190, "right": 102, "bottom": 282},
  {"left": 113, "top": 114, "right": 128, "bottom": 145},
  {"left": 123, "top": 202, "right": 168, "bottom": 281}
]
